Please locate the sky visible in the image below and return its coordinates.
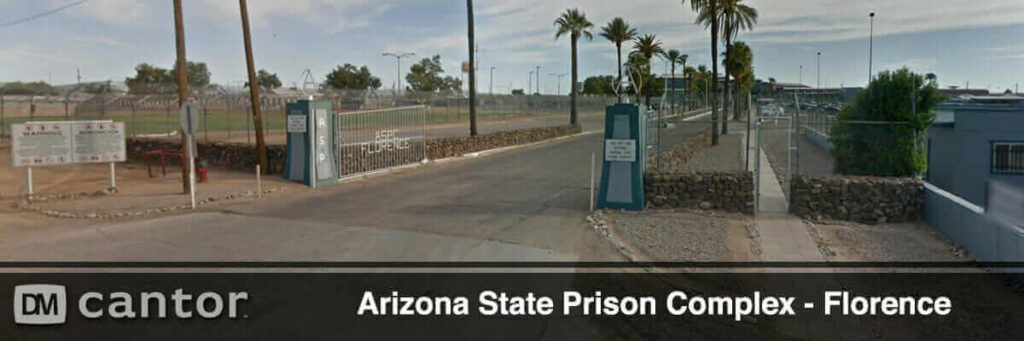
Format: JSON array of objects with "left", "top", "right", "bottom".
[{"left": 2, "top": 0, "right": 1024, "bottom": 94}]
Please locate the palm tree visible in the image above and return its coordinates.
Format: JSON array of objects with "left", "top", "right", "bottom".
[
  {"left": 466, "top": 0, "right": 478, "bottom": 136},
  {"left": 725, "top": 41, "right": 753, "bottom": 119},
  {"left": 719, "top": 0, "right": 758, "bottom": 133},
  {"left": 599, "top": 17, "right": 637, "bottom": 103},
  {"left": 632, "top": 34, "right": 663, "bottom": 105},
  {"left": 555, "top": 8, "right": 594, "bottom": 126},
  {"left": 662, "top": 49, "right": 687, "bottom": 115},
  {"left": 686, "top": 0, "right": 723, "bottom": 145}
]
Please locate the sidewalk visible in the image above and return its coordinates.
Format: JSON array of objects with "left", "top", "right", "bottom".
[{"left": 748, "top": 131, "right": 826, "bottom": 262}]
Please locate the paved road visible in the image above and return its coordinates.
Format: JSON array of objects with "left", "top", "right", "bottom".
[{"left": 0, "top": 110, "right": 710, "bottom": 262}]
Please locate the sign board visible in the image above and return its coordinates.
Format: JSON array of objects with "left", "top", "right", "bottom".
[
  {"left": 12, "top": 121, "right": 125, "bottom": 167},
  {"left": 605, "top": 139, "right": 637, "bottom": 162},
  {"left": 313, "top": 109, "right": 332, "bottom": 180},
  {"left": 179, "top": 101, "right": 199, "bottom": 134},
  {"left": 287, "top": 114, "right": 307, "bottom": 133}
]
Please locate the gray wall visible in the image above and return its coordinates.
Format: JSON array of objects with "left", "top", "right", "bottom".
[
  {"left": 925, "top": 183, "right": 1024, "bottom": 263},
  {"left": 926, "top": 125, "right": 956, "bottom": 191}
]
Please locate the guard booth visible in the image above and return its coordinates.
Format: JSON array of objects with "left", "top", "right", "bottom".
[
  {"left": 598, "top": 103, "right": 647, "bottom": 211},
  {"left": 284, "top": 99, "right": 338, "bottom": 187}
]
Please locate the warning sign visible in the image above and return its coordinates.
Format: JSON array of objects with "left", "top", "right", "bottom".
[
  {"left": 604, "top": 139, "right": 637, "bottom": 162},
  {"left": 11, "top": 121, "right": 125, "bottom": 167}
]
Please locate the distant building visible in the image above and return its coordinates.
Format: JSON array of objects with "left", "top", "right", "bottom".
[
  {"left": 927, "top": 95, "right": 1024, "bottom": 205},
  {"left": 938, "top": 88, "right": 989, "bottom": 98}
]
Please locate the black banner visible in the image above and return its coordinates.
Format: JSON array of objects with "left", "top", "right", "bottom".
[{"left": 1, "top": 272, "right": 1022, "bottom": 340}]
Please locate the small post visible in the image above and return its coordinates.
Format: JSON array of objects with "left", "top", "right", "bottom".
[
  {"left": 187, "top": 133, "right": 196, "bottom": 209},
  {"left": 256, "top": 164, "right": 262, "bottom": 199},
  {"left": 754, "top": 120, "right": 761, "bottom": 215},
  {"left": 26, "top": 166, "right": 34, "bottom": 199},
  {"left": 108, "top": 162, "right": 116, "bottom": 189},
  {"left": 590, "top": 152, "right": 596, "bottom": 212}
]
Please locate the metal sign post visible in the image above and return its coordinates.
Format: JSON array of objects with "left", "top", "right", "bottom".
[{"left": 180, "top": 101, "right": 198, "bottom": 209}]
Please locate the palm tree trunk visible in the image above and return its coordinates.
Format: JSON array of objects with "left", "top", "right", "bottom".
[
  {"left": 570, "top": 34, "right": 579, "bottom": 126},
  {"left": 670, "top": 63, "right": 675, "bottom": 116},
  {"left": 616, "top": 43, "right": 622, "bottom": 104},
  {"left": 710, "top": 22, "right": 720, "bottom": 146},
  {"left": 722, "top": 36, "right": 731, "bottom": 136}
]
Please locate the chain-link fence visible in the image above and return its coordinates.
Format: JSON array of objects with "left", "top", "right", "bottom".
[{"left": 0, "top": 86, "right": 619, "bottom": 143}]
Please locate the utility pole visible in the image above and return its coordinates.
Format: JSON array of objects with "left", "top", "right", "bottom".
[
  {"left": 466, "top": 0, "right": 478, "bottom": 136},
  {"left": 799, "top": 65, "right": 803, "bottom": 85},
  {"left": 529, "top": 71, "right": 534, "bottom": 95},
  {"left": 172, "top": 0, "right": 191, "bottom": 194},
  {"left": 549, "top": 73, "right": 566, "bottom": 95},
  {"left": 239, "top": 0, "right": 268, "bottom": 174}
]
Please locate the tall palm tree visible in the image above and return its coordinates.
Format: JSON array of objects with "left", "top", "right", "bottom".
[
  {"left": 555, "top": 8, "right": 594, "bottom": 126},
  {"left": 725, "top": 41, "right": 753, "bottom": 119},
  {"left": 686, "top": 0, "right": 723, "bottom": 145},
  {"left": 599, "top": 17, "right": 637, "bottom": 103},
  {"left": 662, "top": 49, "right": 687, "bottom": 115},
  {"left": 632, "top": 34, "right": 663, "bottom": 105},
  {"left": 719, "top": 0, "right": 758, "bottom": 133}
]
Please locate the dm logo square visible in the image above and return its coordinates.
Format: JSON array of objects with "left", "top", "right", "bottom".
[{"left": 13, "top": 284, "right": 67, "bottom": 325}]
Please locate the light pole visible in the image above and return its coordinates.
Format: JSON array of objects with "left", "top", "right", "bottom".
[
  {"left": 869, "top": 12, "right": 875, "bottom": 84},
  {"left": 549, "top": 73, "right": 566, "bottom": 95},
  {"left": 490, "top": 66, "right": 496, "bottom": 95},
  {"left": 799, "top": 65, "right": 803, "bottom": 85},
  {"left": 817, "top": 52, "right": 821, "bottom": 89},
  {"left": 383, "top": 52, "right": 415, "bottom": 95},
  {"left": 535, "top": 66, "right": 541, "bottom": 94},
  {"left": 528, "top": 71, "right": 534, "bottom": 95}
]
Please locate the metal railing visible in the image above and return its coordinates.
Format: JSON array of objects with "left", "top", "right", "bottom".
[{"left": 334, "top": 105, "right": 427, "bottom": 178}]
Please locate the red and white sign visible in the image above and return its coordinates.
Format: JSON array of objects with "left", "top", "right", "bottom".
[{"left": 11, "top": 121, "right": 125, "bottom": 167}]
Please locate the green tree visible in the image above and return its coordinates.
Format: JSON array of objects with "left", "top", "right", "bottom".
[
  {"left": 582, "top": 75, "right": 616, "bottom": 95},
  {"left": 0, "top": 81, "right": 55, "bottom": 95},
  {"left": 830, "top": 68, "right": 945, "bottom": 176},
  {"left": 170, "top": 61, "right": 211, "bottom": 90},
  {"left": 599, "top": 17, "right": 637, "bottom": 102},
  {"left": 719, "top": 0, "right": 758, "bottom": 133},
  {"left": 686, "top": 0, "right": 724, "bottom": 145},
  {"left": 405, "top": 55, "right": 451, "bottom": 92},
  {"left": 662, "top": 49, "right": 687, "bottom": 113},
  {"left": 125, "top": 63, "right": 172, "bottom": 94},
  {"left": 554, "top": 8, "right": 594, "bottom": 126},
  {"left": 245, "top": 69, "right": 282, "bottom": 91},
  {"left": 324, "top": 64, "right": 381, "bottom": 90},
  {"left": 511, "top": 89, "right": 525, "bottom": 95},
  {"left": 631, "top": 34, "right": 663, "bottom": 105},
  {"left": 725, "top": 41, "right": 753, "bottom": 119}
]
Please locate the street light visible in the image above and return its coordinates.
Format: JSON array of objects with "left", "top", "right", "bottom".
[
  {"left": 549, "top": 73, "right": 567, "bottom": 95},
  {"left": 817, "top": 52, "right": 821, "bottom": 89},
  {"left": 799, "top": 65, "right": 803, "bottom": 85},
  {"left": 490, "top": 66, "right": 496, "bottom": 95},
  {"left": 869, "top": 12, "right": 875, "bottom": 84},
  {"left": 528, "top": 70, "right": 534, "bottom": 95},
  {"left": 383, "top": 52, "right": 415, "bottom": 95},
  {"left": 535, "top": 66, "right": 541, "bottom": 94}
]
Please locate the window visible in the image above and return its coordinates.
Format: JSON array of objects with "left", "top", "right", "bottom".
[{"left": 992, "top": 142, "right": 1024, "bottom": 174}]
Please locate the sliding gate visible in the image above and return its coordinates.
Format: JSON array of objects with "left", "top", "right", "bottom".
[{"left": 334, "top": 105, "right": 427, "bottom": 177}]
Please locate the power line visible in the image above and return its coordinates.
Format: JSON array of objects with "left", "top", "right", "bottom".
[{"left": 0, "top": 0, "right": 89, "bottom": 29}]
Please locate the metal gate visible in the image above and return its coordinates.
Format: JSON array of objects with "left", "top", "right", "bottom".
[{"left": 334, "top": 105, "right": 427, "bottom": 178}]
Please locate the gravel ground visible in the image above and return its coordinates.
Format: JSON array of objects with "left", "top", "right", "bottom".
[
  {"left": 598, "top": 209, "right": 757, "bottom": 262},
  {"left": 652, "top": 125, "right": 746, "bottom": 173},
  {"left": 805, "top": 220, "right": 972, "bottom": 262}
]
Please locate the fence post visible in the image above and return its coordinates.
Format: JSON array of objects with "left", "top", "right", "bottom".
[
  {"left": 131, "top": 99, "right": 137, "bottom": 137},
  {"left": 165, "top": 100, "right": 171, "bottom": 137},
  {"left": 0, "top": 91, "right": 5, "bottom": 139},
  {"left": 203, "top": 97, "right": 209, "bottom": 141}
]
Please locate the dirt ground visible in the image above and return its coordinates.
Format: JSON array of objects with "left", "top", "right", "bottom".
[
  {"left": 806, "top": 220, "right": 971, "bottom": 262},
  {"left": 0, "top": 142, "right": 304, "bottom": 230}
]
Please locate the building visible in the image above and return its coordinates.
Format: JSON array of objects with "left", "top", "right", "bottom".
[{"left": 927, "top": 95, "right": 1024, "bottom": 206}]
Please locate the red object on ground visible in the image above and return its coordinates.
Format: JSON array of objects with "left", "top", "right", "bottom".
[
  {"left": 197, "top": 165, "right": 209, "bottom": 183},
  {"left": 144, "top": 150, "right": 186, "bottom": 178}
]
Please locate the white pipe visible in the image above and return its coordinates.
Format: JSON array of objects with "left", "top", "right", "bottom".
[
  {"left": 26, "top": 166, "right": 33, "bottom": 198},
  {"left": 109, "top": 162, "right": 116, "bottom": 189},
  {"left": 256, "top": 164, "right": 263, "bottom": 199}
]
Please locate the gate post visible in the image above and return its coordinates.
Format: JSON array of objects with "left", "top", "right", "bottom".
[{"left": 597, "top": 103, "right": 647, "bottom": 211}]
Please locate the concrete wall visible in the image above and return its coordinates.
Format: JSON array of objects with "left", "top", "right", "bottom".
[
  {"left": 790, "top": 176, "right": 924, "bottom": 224},
  {"left": 646, "top": 172, "right": 754, "bottom": 214},
  {"left": 926, "top": 125, "right": 956, "bottom": 191},
  {"left": 925, "top": 182, "right": 1024, "bottom": 263},
  {"left": 803, "top": 126, "right": 834, "bottom": 151}
]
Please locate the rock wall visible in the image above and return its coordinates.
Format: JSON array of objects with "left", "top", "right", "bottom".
[
  {"left": 127, "top": 125, "right": 581, "bottom": 174},
  {"left": 789, "top": 175, "right": 924, "bottom": 224},
  {"left": 127, "top": 139, "right": 287, "bottom": 173},
  {"left": 427, "top": 125, "right": 581, "bottom": 159},
  {"left": 647, "top": 129, "right": 711, "bottom": 172},
  {"left": 646, "top": 172, "right": 754, "bottom": 214}
]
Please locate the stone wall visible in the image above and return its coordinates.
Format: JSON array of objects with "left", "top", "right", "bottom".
[
  {"left": 647, "top": 129, "right": 711, "bottom": 172},
  {"left": 127, "top": 125, "right": 581, "bottom": 174},
  {"left": 427, "top": 125, "right": 581, "bottom": 159},
  {"left": 127, "top": 139, "right": 287, "bottom": 173},
  {"left": 789, "top": 175, "right": 924, "bottom": 224},
  {"left": 646, "top": 172, "right": 754, "bottom": 214}
]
